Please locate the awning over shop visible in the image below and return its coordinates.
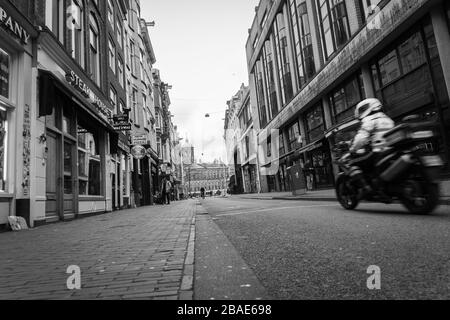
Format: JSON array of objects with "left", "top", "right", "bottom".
[{"left": 38, "top": 70, "right": 119, "bottom": 153}]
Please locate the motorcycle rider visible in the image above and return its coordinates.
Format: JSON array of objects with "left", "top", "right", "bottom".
[{"left": 348, "top": 98, "right": 395, "bottom": 198}]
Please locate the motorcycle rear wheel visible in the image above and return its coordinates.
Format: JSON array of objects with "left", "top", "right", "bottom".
[
  {"left": 400, "top": 179, "right": 440, "bottom": 215},
  {"left": 336, "top": 178, "right": 359, "bottom": 210}
]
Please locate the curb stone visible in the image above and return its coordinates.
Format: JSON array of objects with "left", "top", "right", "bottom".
[{"left": 179, "top": 213, "right": 196, "bottom": 300}]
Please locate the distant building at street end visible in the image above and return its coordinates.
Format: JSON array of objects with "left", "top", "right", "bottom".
[
  {"left": 184, "top": 162, "right": 230, "bottom": 196},
  {"left": 224, "top": 84, "right": 260, "bottom": 194}
]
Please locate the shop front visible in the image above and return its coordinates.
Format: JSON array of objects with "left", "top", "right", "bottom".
[
  {"left": 37, "top": 69, "right": 118, "bottom": 224},
  {"left": 34, "top": 27, "right": 120, "bottom": 225},
  {"left": 0, "top": 2, "right": 37, "bottom": 228}
]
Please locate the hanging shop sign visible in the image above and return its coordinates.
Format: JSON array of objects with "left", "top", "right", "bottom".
[
  {"left": 131, "top": 145, "right": 146, "bottom": 160},
  {"left": 113, "top": 124, "right": 132, "bottom": 132},
  {"left": 0, "top": 6, "right": 31, "bottom": 44},
  {"left": 112, "top": 114, "right": 131, "bottom": 132},
  {"left": 65, "top": 71, "right": 113, "bottom": 122},
  {"left": 112, "top": 114, "right": 129, "bottom": 123},
  {"left": 131, "top": 134, "right": 148, "bottom": 146}
]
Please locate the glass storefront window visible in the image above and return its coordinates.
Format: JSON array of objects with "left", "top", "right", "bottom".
[
  {"left": 378, "top": 50, "right": 401, "bottom": 86},
  {"left": 0, "top": 48, "right": 10, "bottom": 100},
  {"left": 305, "top": 104, "right": 324, "bottom": 142},
  {"left": 0, "top": 109, "right": 7, "bottom": 192},
  {"left": 287, "top": 121, "right": 300, "bottom": 151},
  {"left": 78, "top": 123, "right": 102, "bottom": 196},
  {"left": 398, "top": 33, "right": 426, "bottom": 74},
  {"left": 330, "top": 73, "right": 365, "bottom": 124}
]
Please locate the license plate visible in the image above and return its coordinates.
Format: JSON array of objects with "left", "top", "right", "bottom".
[{"left": 421, "top": 155, "right": 444, "bottom": 167}]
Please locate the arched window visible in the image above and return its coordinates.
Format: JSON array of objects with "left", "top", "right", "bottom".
[
  {"left": 68, "top": 0, "right": 85, "bottom": 68},
  {"left": 89, "top": 13, "right": 101, "bottom": 86}
]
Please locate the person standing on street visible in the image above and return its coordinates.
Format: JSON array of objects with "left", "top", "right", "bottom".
[
  {"left": 165, "top": 178, "right": 172, "bottom": 205},
  {"left": 160, "top": 177, "right": 171, "bottom": 205}
]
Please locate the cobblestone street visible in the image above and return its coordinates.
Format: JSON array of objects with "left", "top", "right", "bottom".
[{"left": 0, "top": 201, "right": 196, "bottom": 300}]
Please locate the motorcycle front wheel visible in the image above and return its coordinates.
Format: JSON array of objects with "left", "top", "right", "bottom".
[
  {"left": 400, "top": 178, "right": 440, "bottom": 215},
  {"left": 336, "top": 177, "right": 359, "bottom": 210}
]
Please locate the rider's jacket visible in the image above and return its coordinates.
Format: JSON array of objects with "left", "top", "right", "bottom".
[{"left": 350, "top": 112, "right": 395, "bottom": 153}]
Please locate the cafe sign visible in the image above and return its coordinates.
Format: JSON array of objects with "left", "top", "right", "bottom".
[
  {"left": 131, "top": 134, "right": 148, "bottom": 146},
  {"left": 131, "top": 145, "right": 146, "bottom": 160},
  {"left": 65, "top": 70, "right": 113, "bottom": 122},
  {"left": 0, "top": 6, "right": 31, "bottom": 44}
]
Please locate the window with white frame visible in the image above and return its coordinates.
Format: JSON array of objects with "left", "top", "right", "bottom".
[
  {"left": 108, "top": 38, "right": 116, "bottom": 73},
  {"left": 78, "top": 122, "right": 102, "bottom": 196},
  {"left": 107, "top": 0, "right": 114, "bottom": 27},
  {"left": 45, "top": 0, "right": 64, "bottom": 43},
  {"left": 69, "top": 0, "right": 85, "bottom": 68},
  {"left": 89, "top": 14, "right": 101, "bottom": 86}
]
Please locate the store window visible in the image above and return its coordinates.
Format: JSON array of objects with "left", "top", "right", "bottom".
[
  {"left": 78, "top": 123, "right": 102, "bottom": 196},
  {"left": 279, "top": 133, "right": 286, "bottom": 156},
  {"left": 0, "top": 49, "right": 9, "bottom": 100},
  {"left": 0, "top": 109, "right": 7, "bottom": 192},
  {"left": 287, "top": 121, "right": 301, "bottom": 151},
  {"left": 370, "top": 29, "right": 431, "bottom": 118},
  {"left": 317, "top": 0, "right": 350, "bottom": 59},
  {"left": 329, "top": 72, "right": 365, "bottom": 124},
  {"left": 305, "top": 104, "right": 325, "bottom": 143}
]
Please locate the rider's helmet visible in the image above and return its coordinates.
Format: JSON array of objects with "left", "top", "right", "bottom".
[{"left": 355, "top": 98, "right": 383, "bottom": 120}]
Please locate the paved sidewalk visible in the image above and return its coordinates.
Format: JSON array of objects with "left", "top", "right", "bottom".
[{"left": 0, "top": 201, "right": 196, "bottom": 300}]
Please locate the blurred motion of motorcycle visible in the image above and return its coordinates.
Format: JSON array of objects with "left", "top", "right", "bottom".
[{"left": 334, "top": 115, "right": 444, "bottom": 215}]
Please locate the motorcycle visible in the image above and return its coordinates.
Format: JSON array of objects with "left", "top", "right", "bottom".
[{"left": 334, "top": 116, "right": 444, "bottom": 215}]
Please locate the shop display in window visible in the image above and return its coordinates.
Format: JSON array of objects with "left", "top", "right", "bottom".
[{"left": 78, "top": 123, "right": 102, "bottom": 196}]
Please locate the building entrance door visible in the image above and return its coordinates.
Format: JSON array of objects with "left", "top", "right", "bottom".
[
  {"left": 45, "top": 132, "right": 76, "bottom": 221},
  {"left": 45, "top": 131, "right": 60, "bottom": 221}
]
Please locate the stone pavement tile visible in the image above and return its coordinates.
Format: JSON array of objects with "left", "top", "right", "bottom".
[
  {"left": 122, "top": 290, "right": 179, "bottom": 300},
  {"left": 0, "top": 201, "right": 196, "bottom": 300}
]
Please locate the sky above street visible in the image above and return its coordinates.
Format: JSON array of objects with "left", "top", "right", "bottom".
[{"left": 140, "top": 0, "right": 259, "bottom": 163}]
